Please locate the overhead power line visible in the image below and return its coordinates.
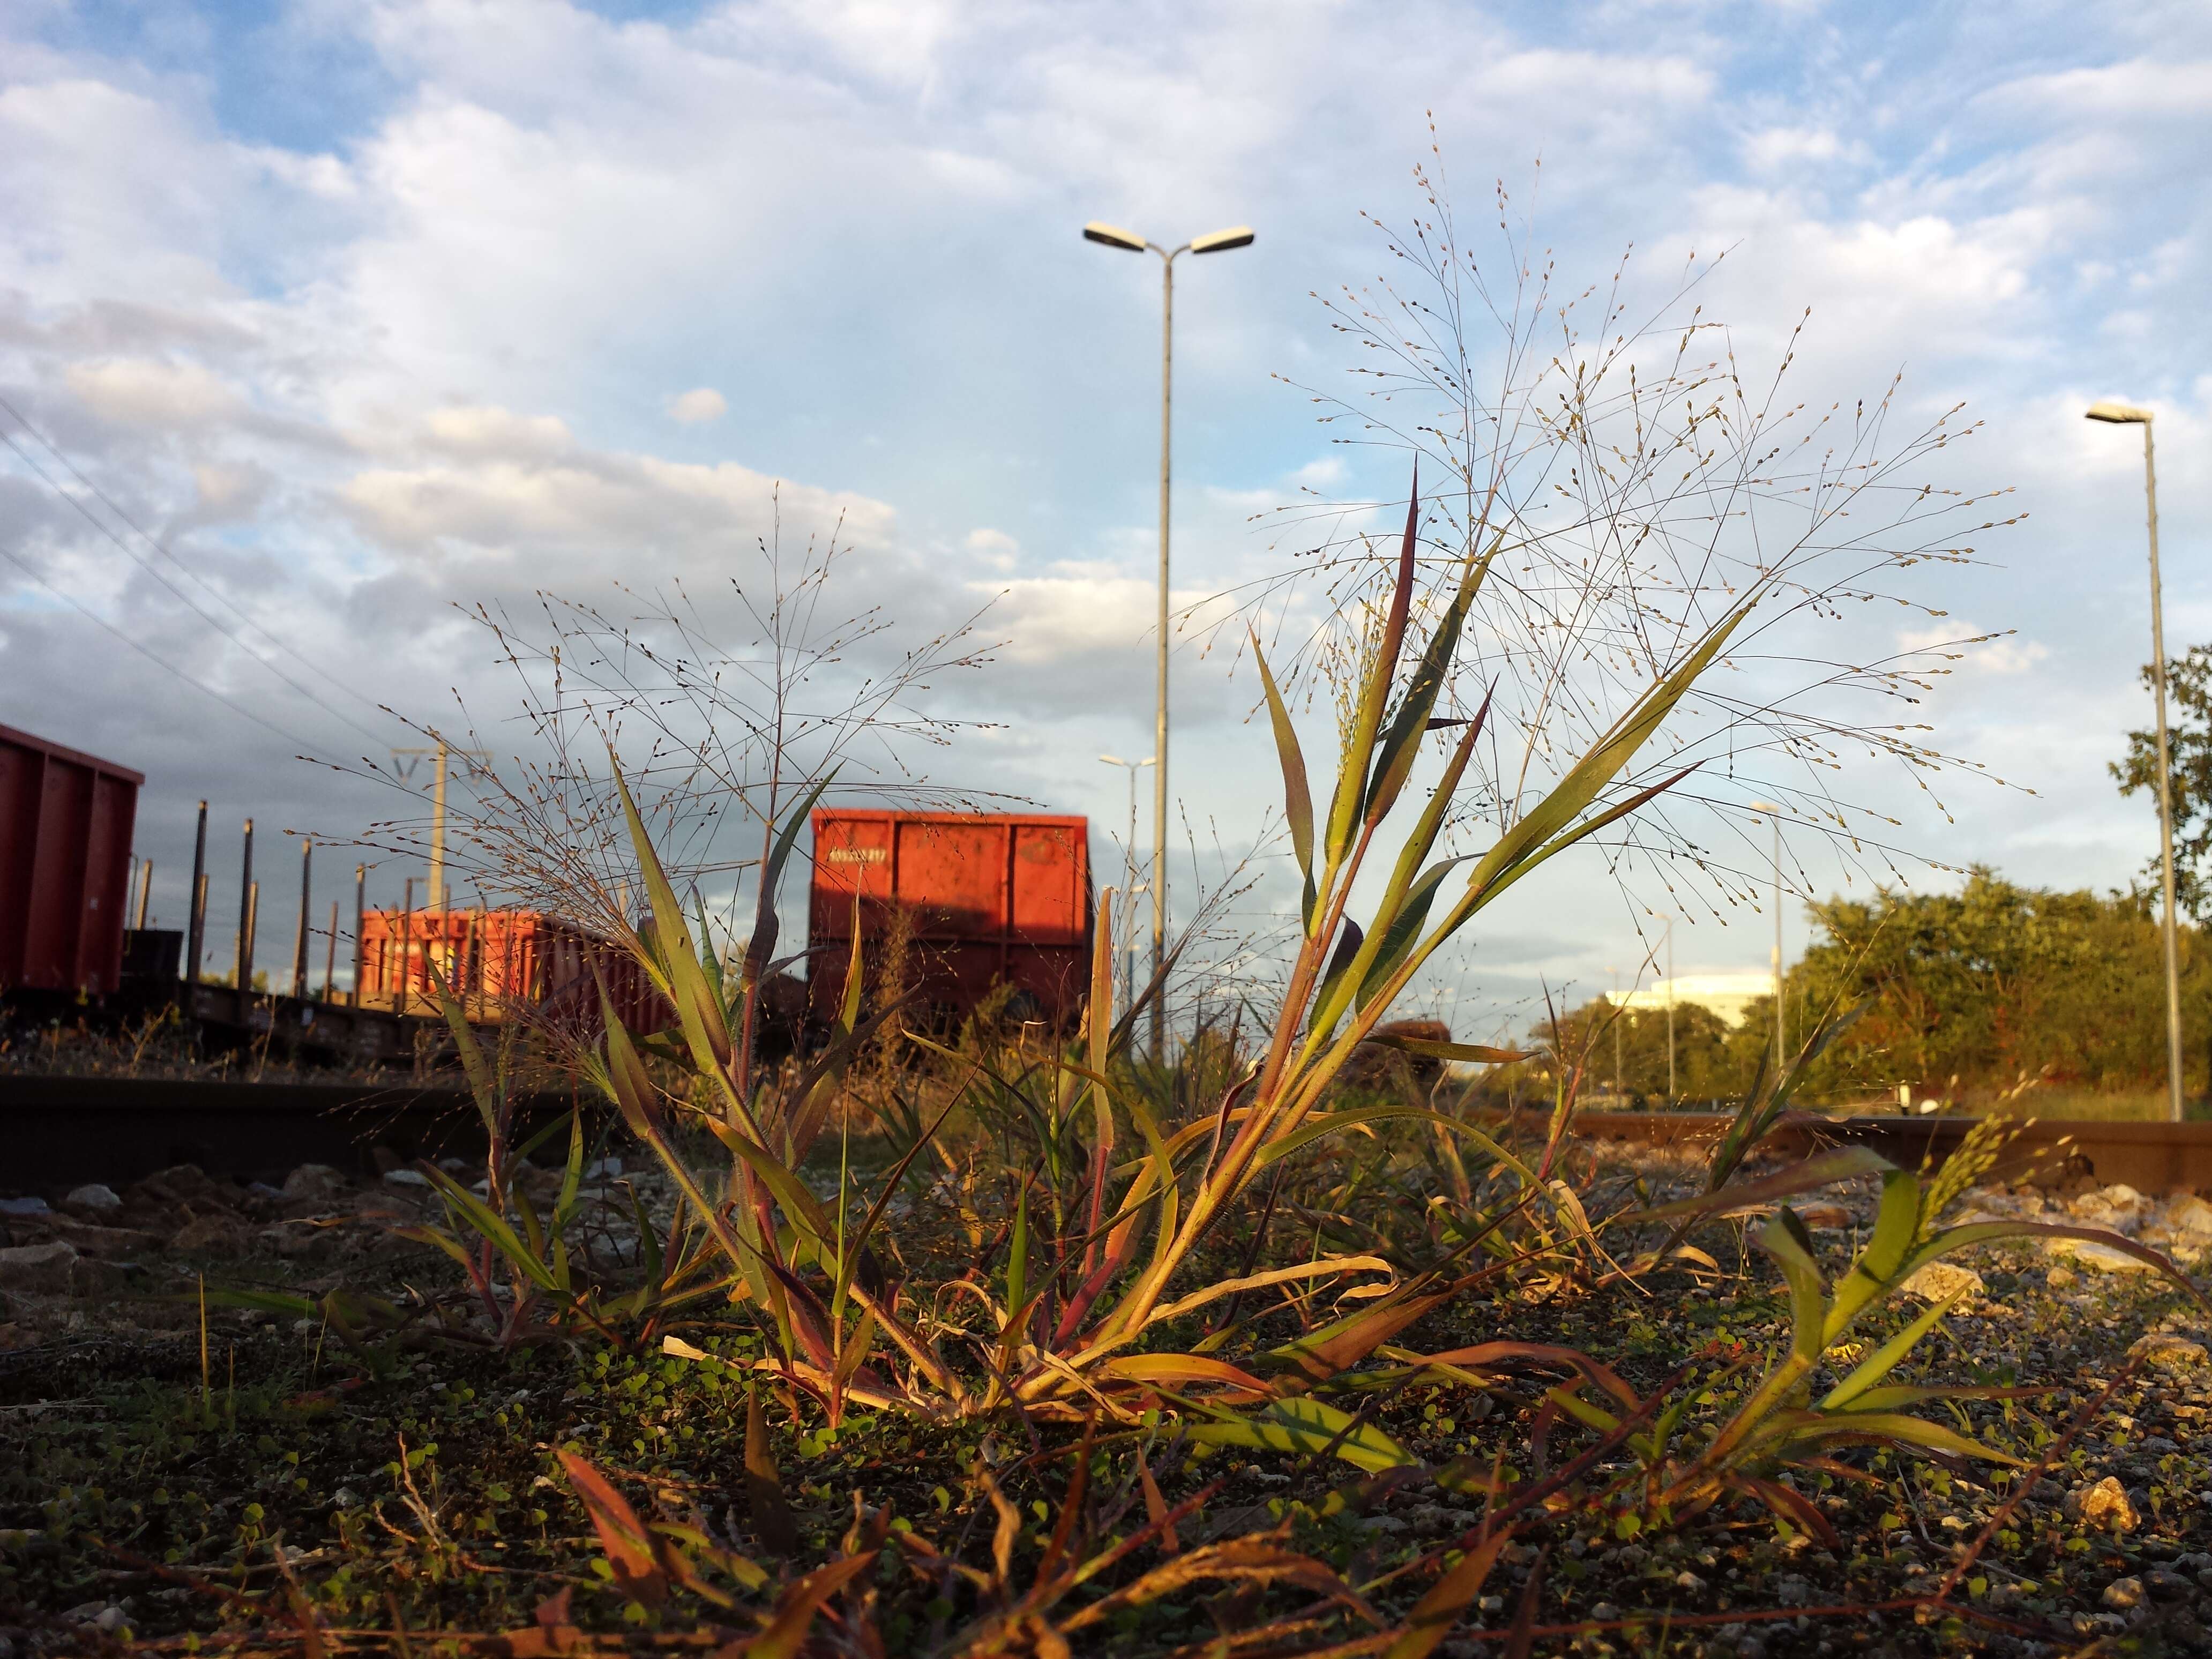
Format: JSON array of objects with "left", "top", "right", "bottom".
[
  {"left": 0, "top": 536, "right": 325, "bottom": 751},
  {"left": 0, "top": 391, "right": 395, "bottom": 746}
]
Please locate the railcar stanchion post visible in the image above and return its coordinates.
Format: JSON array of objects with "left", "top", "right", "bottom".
[
  {"left": 322, "top": 899, "right": 339, "bottom": 1001},
  {"left": 236, "top": 818, "right": 255, "bottom": 1002},
  {"left": 292, "top": 838, "right": 312, "bottom": 998},
  {"left": 352, "top": 865, "right": 366, "bottom": 1009},
  {"left": 186, "top": 800, "right": 207, "bottom": 987},
  {"left": 400, "top": 877, "right": 415, "bottom": 1016},
  {"left": 243, "top": 880, "right": 259, "bottom": 999}
]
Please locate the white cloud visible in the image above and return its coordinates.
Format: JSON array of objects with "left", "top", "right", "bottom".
[
  {"left": 1899, "top": 624, "right": 2050, "bottom": 678},
  {"left": 65, "top": 357, "right": 246, "bottom": 426},
  {"left": 668, "top": 386, "right": 727, "bottom": 423},
  {"left": 1740, "top": 125, "right": 1864, "bottom": 174},
  {"left": 965, "top": 526, "right": 1018, "bottom": 572}
]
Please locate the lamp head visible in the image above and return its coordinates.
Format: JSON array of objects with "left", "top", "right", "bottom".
[
  {"left": 2085, "top": 400, "right": 2153, "bottom": 425},
  {"left": 1190, "top": 225, "right": 1256, "bottom": 254},
  {"left": 1082, "top": 221, "right": 1148, "bottom": 253}
]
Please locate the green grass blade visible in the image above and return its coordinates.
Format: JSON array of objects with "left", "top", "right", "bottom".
[
  {"left": 1252, "top": 636, "right": 1314, "bottom": 893},
  {"left": 1757, "top": 1209, "right": 1829, "bottom": 1365},
  {"left": 1820, "top": 1284, "right": 1967, "bottom": 1410}
]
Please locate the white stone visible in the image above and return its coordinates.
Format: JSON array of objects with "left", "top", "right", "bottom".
[
  {"left": 0, "top": 1197, "right": 49, "bottom": 1217},
  {"left": 2168, "top": 1195, "right": 2212, "bottom": 1238},
  {"left": 2102, "top": 1575, "right": 2145, "bottom": 1610},
  {"left": 2075, "top": 1477, "right": 2140, "bottom": 1533},
  {"left": 282, "top": 1164, "right": 345, "bottom": 1200},
  {"left": 2129, "top": 1333, "right": 2208, "bottom": 1366},
  {"left": 0, "top": 1240, "right": 78, "bottom": 1292},
  {"left": 382, "top": 1169, "right": 431, "bottom": 1189},
  {"left": 1901, "top": 1261, "right": 1984, "bottom": 1303},
  {"left": 2066, "top": 1198, "right": 2142, "bottom": 1237},
  {"left": 64, "top": 1184, "right": 121, "bottom": 1212},
  {"left": 2044, "top": 1238, "right": 2162, "bottom": 1273}
]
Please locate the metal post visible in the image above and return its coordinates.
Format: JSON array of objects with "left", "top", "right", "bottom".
[
  {"left": 292, "top": 839, "right": 312, "bottom": 998},
  {"left": 323, "top": 899, "right": 339, "bottom": 1001},
  {"left": 1665, "top": 918, "right": 1676, "bottom": 1103},
  {"left": 352, "top": 864, "right": 366, "bottom": 1008},
  {"left": 243, "top": 880, "right": 259, "bottom": 995},
  {"left": 186, "top": 801, "right": 207, "bottom": 985},
  {"left": 1152, "top": 251, "right": 1174, "bottom": 1064},
  {"left": 134, "top": 860, "right": 153, "bottom": 930},
  {"left": 2142, "top": 422, "right": 2185, "bottom": 1121},
  {"left": 236, "top": 818, "right": 255, "bottom": 995}
]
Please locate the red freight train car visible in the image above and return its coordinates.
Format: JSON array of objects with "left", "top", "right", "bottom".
[
  {"left": 0, "top": 724, "right": 142, "bottom": 996},
  {"left": 808, "top": 810, "right": 1093, "bottom": 1029},
  {"left": 356, "top": 909, "right": 668, "bottom": 1040}
]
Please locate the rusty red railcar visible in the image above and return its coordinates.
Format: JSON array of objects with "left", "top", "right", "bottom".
[
  {"left": 356, "top": 909, "right": 668, "bottom": 1042},
  {"left": 808, "top": 810, "right": 1093, "bottom": 1029},
  {"left": 0, "top": 723, "right": 143, "bottom": 995}
]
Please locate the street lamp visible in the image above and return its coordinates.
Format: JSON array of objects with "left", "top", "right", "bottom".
[
  {"left": 1083, "top": 217, "right": 1255, "bottom": 1057},
  {"left": 1099, "top": 754, "right": 1154, "bottom": 1014},
  {"left": 2087, "top": 399, "right": 2184, "bottom": 1122},
  {"left": 1748, "top": 801, "right": 1785, "bottom": 1078}
]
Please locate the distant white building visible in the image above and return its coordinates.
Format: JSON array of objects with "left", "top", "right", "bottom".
[{"left": 1612, "top": 971, "right": 1775, "bottom": 1028}]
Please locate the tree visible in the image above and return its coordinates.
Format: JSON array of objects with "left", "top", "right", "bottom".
[
  {"left": 1790, "top": 868, "right": 2209, "bottom": 1100},
  {"left": 1530, "top": 995, "right": 1745, "bottom": 1106},
  {"left": 2112, "top": 645, "right": 2212, "bottom": 920}
]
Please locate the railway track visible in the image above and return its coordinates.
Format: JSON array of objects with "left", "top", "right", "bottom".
[
  {"left": 3, "top": 1074, "right": 2209, "bottom": 1195},
  {"left": 1563, "top": 1109, "right": 2212, "bottom": 1195},
  {"left": 0, "top": 1072, "right": 584, "bottom": 1189}
]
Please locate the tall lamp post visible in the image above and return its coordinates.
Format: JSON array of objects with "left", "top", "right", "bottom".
[
  {"left": 1099, "top": 754, "right": 1154, "bottom": 1014},
  {"left": 1082, "top": 218, "right": 1254, "bottom": 1057},
  {"left": 2088, "top": 399, "right": 2184, "bottom": 1122},
  {"left": 1748, "top": 801, "right": 1785, "bottom": 1078}
]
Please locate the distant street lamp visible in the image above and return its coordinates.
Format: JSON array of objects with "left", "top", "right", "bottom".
[
  {"left": 1099, "top": 754, "right": 1154, "bottom": 1013},
  {"left": 1748, "top": 801, "right": 1784, "bottom": 1078},
  {"left": 2087, "top": 399, "right": 2184, "bottom": 1122},
  {"left": 1082, "top": 218, "right": 1255, "bottom": 1057}
]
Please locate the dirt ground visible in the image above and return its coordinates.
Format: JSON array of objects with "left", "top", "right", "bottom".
[{"left": 5, "top": 1145, "right": 2212, "bottom": 1656}]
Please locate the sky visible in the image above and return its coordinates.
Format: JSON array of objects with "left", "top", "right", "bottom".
[{"left": 3, "top": 0, "right": 2208, "bottom": 1036}]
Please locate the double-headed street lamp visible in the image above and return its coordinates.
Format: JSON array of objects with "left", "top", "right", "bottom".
[
  {"left": 1082, "top": 218, "right": 1254, "bottom": 1057},
  {"left": 2087, "top": 399, "right": 2183, "bottom": 1123}
]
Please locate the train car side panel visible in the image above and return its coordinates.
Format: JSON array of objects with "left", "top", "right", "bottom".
[
  {"left": 809, "top": 810, "right": 1091, "bottom": 1028},
  {"left": 0, "top": 724, "right": 144, "bottom": 994}
]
